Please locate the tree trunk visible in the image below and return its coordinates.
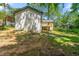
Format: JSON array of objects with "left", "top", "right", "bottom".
[
  {"left": 3, "top": 3, "right": 6, "bottom": 26},
  {"left": 48, "top": 4, "right": 50, "bottom": 20}
]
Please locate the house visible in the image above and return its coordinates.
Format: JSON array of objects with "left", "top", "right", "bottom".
[
  {"left": 42, "top": 20, "right": 53, "bottom": 32},
  {"left": 5, "top": 16, "right": 15, "bottom": 26},
  {"left": 14, "top": 6, "right": 53, "bottom": 33}
]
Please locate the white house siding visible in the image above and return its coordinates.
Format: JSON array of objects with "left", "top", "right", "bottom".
[
  {"left": 15, "top": 10, "right": 26, "bottom": 30},
  {"left": 15, "top": 9, "right": 41, "bottom": 33}
]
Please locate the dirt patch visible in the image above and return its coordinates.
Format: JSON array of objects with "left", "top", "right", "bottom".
[{"left": 0, "top": 29, "right": 65, "bottom": 56}]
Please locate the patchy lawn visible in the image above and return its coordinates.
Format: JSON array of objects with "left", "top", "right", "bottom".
[
  {"left": 0, "top": 28, "right": 79, "bottom": 56},
  {"left": 50, "top": 29, "right": 79, "bottom": 55}
]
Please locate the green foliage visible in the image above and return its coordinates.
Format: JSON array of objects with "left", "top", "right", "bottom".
[
  {"left": 0, "top": 11, "right": 5, "bottom": 20},
  {"left": 28, "top": 3, "right": 61, "bottom": 20},
  {"left": 1, "top": 3, "right": 79, "bottom": 29},
  {"left": 55, "top": 3, "right": 79, "bottom": 29},
  {"left": 48, "top": 29, "right": 79, "bottom": 55},
  {"left": 71, "top": 3, "right": 79, "bottom": 12},
  {"left": 71, "top": 28, "right": 78, "bottom": 33},
  {"left": 0, "top": 3, "right": 5, "bottom": 6},
  {"left": 0, "top": 25, "right": 12, "bottom": 30}
]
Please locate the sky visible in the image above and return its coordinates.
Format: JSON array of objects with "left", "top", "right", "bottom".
[
  {"left": 9, "top": 3, "right": 26, "bottom": 8},
  {"left": 63, "top": 3, "right": 72, "bottom": 13},
  {"left": 0, "top": 3, "right": 72, "bottom": 13},
  {"left": 0, "top": 3, "right": 26, "bottom": 10}
]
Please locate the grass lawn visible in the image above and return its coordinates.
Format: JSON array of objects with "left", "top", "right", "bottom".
[
  {"left": 49, "top": 28, "right": 79, "bottom": 55},
  {"left": 0, "top": 28, "right": 79, "bottom": 56}
]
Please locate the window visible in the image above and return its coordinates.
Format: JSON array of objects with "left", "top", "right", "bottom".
[
  {"left": 35, "top": 14, "right": 39, "bottom": 19},
  {"left": 26, "top": 13, "right": 28, "bottom": 17},
  {"left": 42, "top": 26, "right": 50, "bottom": 32},
  {"left": 38, "top": 15, "right": 40, "bottom": 20},
  {"left": 35, "top": 15, "right": 37, "bottom": 19},
  {"left": 28, "top": 13, "right": 30, "bottom": 17},
  {"left": 22, "top": 13, "right": 25, "bottom": 19},
  {"left": 23, "top": 15, "right": 25, "bottom": 19},
  {"left": 34, "top": 14, "right": 36, "bottom": 18},
  {"left": 30, "top": 12, "right": 32, "bottom": 17}
]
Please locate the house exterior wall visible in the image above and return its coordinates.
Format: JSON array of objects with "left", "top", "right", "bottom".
[
  {"left": 15, "top": 10, "right": 26, "bottom": 30},
  {"left": 42, "top": 22, "right": 53, "bottom": 31},
  {"left": 15, "top": 8, "right": 41, "bottom": 33}
]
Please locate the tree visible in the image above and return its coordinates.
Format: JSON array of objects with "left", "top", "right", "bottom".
[
  {"left": 0, "top": 11, "right": 5, "bottom": 20},
  {"left": 27, "top": 3, "right": 61, "bottom": 20},
  {"left": 71, "top": 3, "right": 79, "bottom": 12},
  {"left": 56, "top": 3, "right": 79, "bottom": 29},
  {"left": 70, "top": 3, "right": 79, "bottom": 28},
  {"left": 0, "top": 3, "right": 9, "bottom": 25}
]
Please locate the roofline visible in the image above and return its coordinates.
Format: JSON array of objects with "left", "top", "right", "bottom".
[
  {"left": 14, "top": 6, "right": 43, "bottom": 14},
  {"left": 42, "top": 20, "right": 53, "bottom": 22}
]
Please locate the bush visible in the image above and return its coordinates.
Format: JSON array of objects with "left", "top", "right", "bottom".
[
  {"left": 0, "top": 25, "right": 14, "bottom": 30},
  {"left": 69, "top": 28, "right": 79, "bottom": 34}
]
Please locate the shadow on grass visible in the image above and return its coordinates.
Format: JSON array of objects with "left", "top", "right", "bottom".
[
  {"left": 15, "top": 32, "right": 65, "bottom": 56},
  {"left": 0, "top": 30, "right": 79, "bottom": 56},
  {"left": 48, "top": 32, "right": 79, "bottom": 56},
  {"left": 0, "top": 31, "right": 66, "bottom": 56}
]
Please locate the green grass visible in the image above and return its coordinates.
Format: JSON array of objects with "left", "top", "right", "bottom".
[
  {"left": 0, "top": 26, "right": 14, "bottom": 30},
  {"left": 56, "top": 28, "right": 79, "bottom": 34},
  {"left": 16, "top": 28, "right": 79, "bottom": 55},
  {"left": 69, "top": 28, "right": 79, "bottom": 34},
  {"left": 48, "top": 28, "right": 79, "bottom": 55},
  {"left": 0, "top": 27, "right": 79, "bottom": 55}
]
